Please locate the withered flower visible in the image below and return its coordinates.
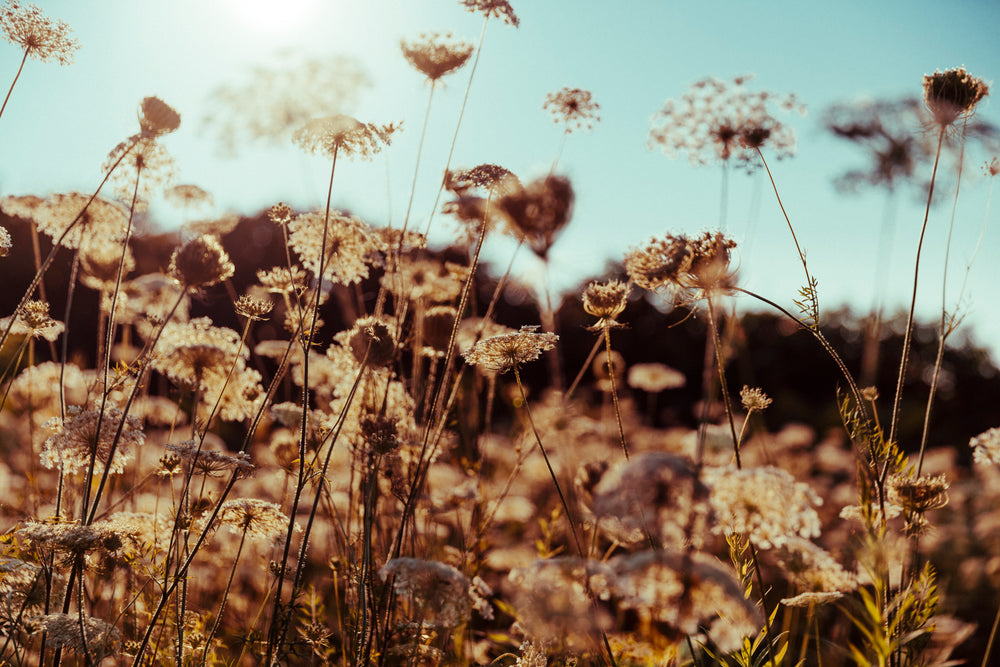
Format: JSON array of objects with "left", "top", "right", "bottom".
[
  {"left": 401, "top": 32, "right": 474, "bottom": 81},
  {"left": 923, "top": 67, "right": 989, "bottom": 127}
]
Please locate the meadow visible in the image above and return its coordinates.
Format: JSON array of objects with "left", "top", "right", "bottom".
[{"left": 1, "top": 1, "right": 1000, "bottom": 665}]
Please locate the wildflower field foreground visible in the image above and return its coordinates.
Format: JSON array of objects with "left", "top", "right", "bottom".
[{"left": 2, "top": 1, "right": 1000, "bottom": 665}]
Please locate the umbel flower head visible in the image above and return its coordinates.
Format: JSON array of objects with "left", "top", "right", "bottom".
[
  {"left": 138, "top": 96, "right": 181, "bottom": 137},
  {"left": 1, "top": 0, "right": 79, "bottom": 64},
  {"left": 497, "top": 174, "right": 574, "bottom": 258},
  {"left": 169, "top": 234, "right": 235, "bottom": 290},
  {"left": 582, "top": 279, "right": 630, "bottom": 329},
  {"left": 0, "top": 224, "right": 10, "bottom": 256},
  {"left": 461, "top": 0, "right": 519, "bottom": 27},
  {"left": 625, "top": 230, "right": 737, "bottom": 297},
  {"left": 544, "top": 87, "right": 601, "bottom": 132},
  {"left": 292, "top": 114, "right": 401, "bottom": 160},
  {"left": 462, "top": 325, "right": 558, "bottom": 374},
  {"left": 401, "top": 32, "right": 474, "bottom": 81},
  {"left": 923, "top": 67, "right": 989, "bottom": 127}
]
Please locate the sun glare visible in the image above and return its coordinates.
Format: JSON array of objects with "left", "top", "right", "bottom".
[{"left": 226, "top": 0, "right": 317, "bottom": 33}]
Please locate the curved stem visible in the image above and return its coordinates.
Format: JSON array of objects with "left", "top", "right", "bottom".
[
  {"left": 0, "top": 47, "right": 29, "bottom": 121},
  {"left": 602, "top": 326, "right": 629, "bottom": 460},
  {"left": 890, "top": 127, "right": 945, "bottom": 447},
  {"left": 756, "top": 147, "right": 812, "bottom": 292},
  {"left": 705, "top": 292, "right": 740, "bottom": 468}
]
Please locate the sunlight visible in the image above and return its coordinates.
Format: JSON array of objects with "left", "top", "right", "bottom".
[{"left": 224, "top": 0, "right": 318, "bottom": 34}]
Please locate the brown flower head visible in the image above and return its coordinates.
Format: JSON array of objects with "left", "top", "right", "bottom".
[
  {"left": 923, "top": 67, "right": 989, "bottom": 127},
  {"left": 0, "top": 224, "right": 10, "bottom": 257},
  {"left": 582, "top": 279, "right": 630, "bottom": 329},
  {"left": 165, "top": 183, "right": 213, "bottom": 209},
  {"left": 347, "top": 316, "right": 396, "bottom": 367},
  {"left": 267, "top": 201, "right": 293, "bottom": 225},
  {"left": 740, "top": 385, "right": 772, "bottom": 412},
  {"left": 887, "top": 472, "right": 950, "bottom": 513},
  {"left": 138, "top": 96, "right": 181, "bottom": 137},
  {"left": 497, "top": 174, "right": 573, "bottom": 258},
  {"left": 625, "top": 231, "right": 736, "bottom": 297},
  {"left": 544, "top": 87, "right": 601, "bottom": 132},
  {"left": 235, "top": 294, "right": 273, "bottom": 320},
  {"left": 103, "top": 136, "right": 178, "bottom": 207},
  {"left": 462, "top": 325, "right": 557, "bottom": 374},
  {"left": 169, "top": 234, "right": 235, "bottom": 290},
  {"left": 460, "top": 0, "right": 519, "bottom": 27},
  {"left": 287, "top": 210, "right": 380, "bottom": 285},
  {"left": 292, "top": 114, "right": 401, "bottom": 160},
  {"left": 401, "top": 32, "right": 474, "bottom": 81},
  {"left": 1, "top": 0, "right": 79, "bottom": 64}
]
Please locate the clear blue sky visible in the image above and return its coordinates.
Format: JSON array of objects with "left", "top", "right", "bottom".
[{"left": 2, "top": 0, "right": 999, "bottom": 359}]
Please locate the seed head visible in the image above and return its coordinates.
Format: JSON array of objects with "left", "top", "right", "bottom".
[
  {"left": 460, "top": 0, "right": 519, "bottom": 27},
  {"left": 1, "top": 0, "right": 79, "bottom": 64},
  {"left": 360, "top": 414, "right": 400, "bottom": 455},
  {"left": 348, "top": 316, "right": 396, "bottom": 367},
  {"left": 216, "top": 498, "right": 288, "bottom": 541},
  {"left": 740, "top": 385, "right": 772, "bottom": 412},
  {"left": 582, "top": 280, "right": 630, "bottom": 328},
  {"left": 497, "top": 174, "right": 574, "bottom": 258},
  {"left": 401, "top": 32, "right": 474, "bottom": 81},
  {"left": 267, "top": 201, "right": 293, "bottom": 226},
  {"left": 971, "top": 427, "right": 1000, "bottom": 466},
  {"left": 627, "top": 362, "right": 686, "bottom": 392},
  {"left": 235, "top": 294, "right": 273, "bottom": 320},
  {"left": 0, "top": 225, "right": 11, "bottom": 257},
  {"left": 292, "top": 114, "right": 401, "bottom": 160},
  {"left": 887, "top": 472, "right": 950, "bottom": 513},
  {"left": 165, "top": 184, "right": 213, "bottom": 209},
  {"left": 462, "top": 325, "right": 558, "bottom": 374},
  {"left": 138, "top": 96, "right": 181, "bottom": 137},
  {"left": 923, "top": 67, "right": 989, "bottom": 127},
  {"left": 169, "top": 234, "right": 235, "bottom": 290},
  {"left": 544, "top": 87, "right": 601, "bottom": 132}
]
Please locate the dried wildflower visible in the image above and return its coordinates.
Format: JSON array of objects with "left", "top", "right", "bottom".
[
  {"left": 347, "top": 316, "right": 396, "bottom": 366},
  {"left": 590, "top": 452, "right": 712, "bottom": 547},
  {"left": 26, "top": 192, "right": 128, "bottom": 249},
  {"left": 165, "top": 440, "right": 254, "bottom": 478},
  {"left": 78, "top": 236, "right": 135, "bottom": 291},
  {"left": 461, "top": 0, "right": 519, "bottom": 27},
  {"left": 40, "top": 405, "right": 145, "bottom": 475},
  {"left": 971, "top": 427, "right": 1000, "bottom": 466},
  {"left": 582, "top": 280, "right": 630, "bottom": 329},
  {"left": 506, "top": 557, "right": 613, "bottom": 646},
  {"left": 9, "top": 299, "right": 60, "bottom": 339},
  {"left": 451, "top": 163, "right": 522, "bottom": 195},
  {"left": 497, "top": 175, "right": 573, "bottom": 258},
  {"left": 1, "top": 0, "right": 79, "bottom": 64},
  {"left": 182, "top": 212, "right": 241, "bottom": 238},
  {"left": 861, "top": 386, "right": 879, "bottom": 402},
  {"left": 292, "top": 114, "right": 400, "bottom": 160},
  {"left": 401, "top": 32, "right": 474, "bottom": 81},
  {"left": 360, "top": 414, "right": 400, "bottom": 455},
  {"left": 169, "top": 234, "right": 235, "bottom": 289},
  {"left": 626, "top": 362, "right": 685, "bottom": 392},
  {"left": 257, "top": 265, "right": 308, "bottom": 295},
  {"left": 103, "top": 135, "right": 178, "bottom": 207},
  {"left": 0, "top": 224, "right": 10, "bottom": 256},
  {"left": 267, "top": 201, "right": 293, "bottom": 225},
  {"left": 544, "top": 87, "right": 600, "bottom": 132},
  {"left": 923, "top": 67, "right": 989, "bottom": 127},
  {"left": 608, "top": 549, "right": 761, "bottom": 654},
  {"left": 216, "top": 499, "right": 288, "bottom": 541},
  {"left": 740, "top": 385, "right": 772, "bottom": 412},
  {"left": 887, "top": 472, "right": 949, "bottom": 513},
  {"left": 986, "top": 157, "right": 1000, "bottom": 177},
  {"left": 235, "top": 294, "right": 273, "bottom": 320},
  {"left": 462, "top": 325, "right": 558, "bottom": 374},
  {"left": 165, "top": 183, "right": 213, "bottom": 209},
  {"left": 152, "top": 317, "right": 243, "bottom": 389},
  {"left": 839, "top": 502, "right": 901, "bottom": 525},
  {"left": 287, "top": 210, "right": 379, "bottom": 285},
  {"left": 380, "top": 558, "right": 474, "bottom": 628},
  {"left": 138, "top": 95, "right": 181, "bottom": 137},
  {"left": 28, "top": 613, "right": 120, "bottom": 657},
  {"left": 625, "top": 231, "right": 736, "bottom": 295},
  {"left": 774, "top": 537, "right": 858, "bottom": 595},
  {"left": 705, "top": 465, "right": 821, "bottom": 549},
  {"left": 650, "top": 75, "right": 804, "bottom": 170}
]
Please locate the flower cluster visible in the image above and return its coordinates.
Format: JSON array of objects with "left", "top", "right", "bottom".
[
  {"left": 625, "top": 230, "right": 737, "bottom": 296},
  {"left": 1, "top": 0, "right": 79, "bottom": 64},
  {"left": 462, "top": 325, "right": 558, "bottom": 374},
  {"left": 292, "top": 114, "right": 401, "bottom": 160},
  {"left": 401, "top": 32, "right": 474, "bottom": 81},
  {"left": 544, "top": 87, "right": 601, "bottom": 132}
]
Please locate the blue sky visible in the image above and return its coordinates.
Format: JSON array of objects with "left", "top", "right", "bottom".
[{"left": 2, "top": 0, "right": 999, "bottom": 359}]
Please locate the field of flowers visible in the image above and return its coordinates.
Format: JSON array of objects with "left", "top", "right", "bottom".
[{"left": 1, "top": 1, "right": 999, "bottom": 665}]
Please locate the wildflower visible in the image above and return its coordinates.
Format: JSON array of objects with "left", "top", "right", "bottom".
[
  {"left": 589, "top": 452, "right": 712, "bottom": 547},
  {"left": 649, "top": 74, "right": 804, "bottom": 170},
  {"left": 582, "top": 279, "right": 630, "bottom": 329},
  {"left": 40, "top": 405, "right": 145, "bottom": 476},
  {"left": 923, "top": 67, "right": 989, "bottom": 127},
  {"left": 360, "top": 414, "right": 400, "bottom": 455},
  {"left": 401, "top": 32, "right": 474, "bottom": 81},
  {"left": 292, "top": 114, "right": 400, "bottom": 160},
  {"left": 182, "top": 212, "right": 241, "bottom": 238},
  {"left": 627, "top": 362, "right": 685, "bottom": 392},
  {"left": 462, "top": 325, "right": 558, "bottom": 374},
  {"left": 740, "top": 385, "right": 772, "bottom": 412},
  {"left": 25, "top": 192, "right": 128, "bottom": 249},
  {"left": 165, "top": 183, "right": 213, "bottom": 208},
  {"left": 103, "top": 135, "right": 178, "bottom": 207},
  {"left": 887, "top": 472, "right": 950, "bottom": 513},
  {"left": 137, "top": 95, "right": 181, "bottom": 137},
  {"left": 380, "top": 558, "right": 474, "bottom": 628},
  {"left": 2, "top": 299, "right": 63, "bottom": 341},
  {"left": 152, "top": 317, "right": 243, "bottom": 390},
  {"left": 544, "top": 87, "right": 601, "bottom": 132},
  {"left": 235, "top": 293, "right": 273, "bottom": 320},
  {"left": 216, "top": 499, "right": 288, "bottom": 540},
  {"left": 774, "top": 537, "right": 858, "bottom": 595},
  {"left": 287, "top": 210, "right": 379, "bottom": 285},
  {"left": 448, "top": 163, "right": 521, "bottom": 195},
  {"left": 164, "top": 440, "right": 254, "bottom": 478},
  {"left": 257, "top": 265, "right": 308, "bottom": 295},
  {"left": 168, "top": 234, "right": 235, "bottom": 289},
  {"left": 608, "top": 549, "right": 761, "bottom": 654},
  {"left": 625, "top": 231, "right": 737, "bottom": 296},
  {"left": 705, "top": 465, "right": 822, "bottom": 549},
  {"left": 267, "top": 201, "right": 293, "bottom": 225},
  {"left": 506, "top": 557, "right": 613, "bottom": 647},
  {"left": 986, "top": 157, "right": 1000, "bottom": 177},
  {"left": 79, "top": 236, "right": 135, "bottom": 292},
  {"left": 971, "top": 427, "right": 1000, "bottom": 466},
  {"left": 498, "top": 175, "right": 573, "bottom": 258},
  {"left": 1, "top": 0, "right": 79, "bottom": 64},
  {"left": 461, "top": 0, "right": 520, "bottom": 27},
  {"left": 28, "top": 613, "right": 120, "bottom": 657},
  {"left": 0, "top": 224, "right": 10, "bottom": 256},
  {"left": 347, "top": 316, "right": 396, "bottom": 366}
]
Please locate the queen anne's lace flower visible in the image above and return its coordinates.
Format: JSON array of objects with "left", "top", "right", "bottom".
[
  {"left": 380, "top": 558, "right": 474, "bottom": 628},
  {"left": 1, "top": 0, "right": 79, "bottom": 64},
  {"left": 462, "top": 325, "right": 558, "bottom": 374},
  {"left": 971, "top": 427, "right": 1000, "bottom": 466},
  {"left": 40, "top": 406, "right": 145, "bottom": 476}
]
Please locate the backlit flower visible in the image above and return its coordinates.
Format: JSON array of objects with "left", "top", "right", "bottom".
[
  {"left": 40, "top": 405, "right": 145, "bottom": 476},
  {"left": 971, "top": 427, "right": 1000, "bottom": 466},
  {"left": 626, "top": 362, "right": 685, "bottom": 392},
  {"left": 923, "top": 67, "right": 989, "bottom": 127},
  {"left": 169, "top": 234, "right": 235, "bottom": 289},
  {"left": 497, "top": 174, "right": 573, "bottom": 258},
  {"left": 582, "top": 279, "right": 630, "bottom": 328},
  {"left": 461, "top": 0, "right": 519, "bottom": 27},
  {"left": 462, "top": 325, "right": 558, "bottom": 374},
  {"left": 401, "top": 32, "right": 474, "bottom": 81},
  {"left": 1, "top": 0, "right": 79, "bottom": 64},
  {"left": 544, "top": 87, "right": 601, "bottom": 132},
  {"left": 287, "top": 210, "right": 380, "bottom": 285},
  {"left": 292, "top": 114, "right": 400, "bottom": 160},
  {"left": 137, "top": 96, "right": 181, "bottom": 137}
]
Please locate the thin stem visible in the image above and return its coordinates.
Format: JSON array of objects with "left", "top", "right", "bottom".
[
  {"left": 0, "top": 47, "right": 29, "bottom": 121},
  {"left": 756, "top": 146, "right": 811, "bottom": 291},
  {"left": 890, "top": 127, "right": 945, "bottom": 447},
  {"left": 602, "top": 326, "right": 629, "bottom": 460},
  {"left": 201, "top": 525, "right": 249, "bottom": 666},
  {"left": 705, "top": 292, "right": 740, "bottom": 468}
]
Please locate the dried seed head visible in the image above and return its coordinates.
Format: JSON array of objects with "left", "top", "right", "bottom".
[
  {"left": 169, "top": 234, "right": 235, "bottom": 290},
  {"left": 740, "top": 385, "right": 772, "bottom": 412},
  {"left": 971, "top": 427, "right": 1000, "bottom": 466},
  {"left": 544, "top": 87, "right": 601, "bottom": 132},
  {"left": 460, "top": 0, "right": 519, "bottom": 27},
  {"left": 165, "top": 184, "right": 213, "bottom": 209},
  {"left": 292, "top": 114, "right": 401, "bottom": 160},
  {"left": 267, "top": 202, "right": 293, "bottom": 226},
  {"left": 361, "top": 414, "right": 400, "bottom": 455},
  {"left": 462, "top": 325, "right": 558, "bottom": 374},
  {"left": 497, "top": 174, "right": 573, "bottom": 258},
  {"left": 887, "top": 472, "right": 950, "bottom": 513},
  {"left": 582, "top": 280, "right": 630, "bottom": 327},
  {"left": 1, "top": 0, "right": 79, "bottom": 64},
  {"left": 627, "top": 362, "right": 686, "bottom": 393},
  {"left": 624, "top": 234, "right": 693, "bottom": 291},
  {"left": 0, "top": 225, "right": 11, "bottom": 257},
  {"left": 138, "top": 96, "right": 181, "bottom": 137},
  {"left": 446, "top": 164, "right": 521, "bottom": 195},
  {"left": 923, "top": 67, "right": 989, "bottom": 127},
  {"left": 401, "top": 32, "right": 474, "bottom": 81},
  {"left": 348, "top": 317, "right": 396, "bottom": 367},
  {"left": 235, "top": 294, "right": 273, "bottom": 320}
]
